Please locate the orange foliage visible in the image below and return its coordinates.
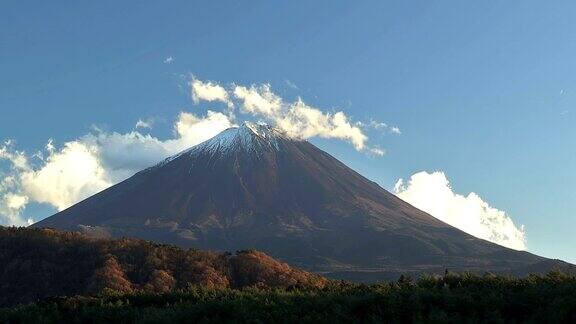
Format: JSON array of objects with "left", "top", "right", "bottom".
[{"left": 0, "top": 226, "right": 327, "bottom": 306}]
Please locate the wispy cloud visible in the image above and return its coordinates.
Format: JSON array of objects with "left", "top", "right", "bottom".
[
  {"left": 190, "top": 78, "right": 234, "bottom": 109},
  {"left": 357, "top": 119, "right": 402, "bottom": 135},
  {"left": 234, "top": 84, "right": 368, "bottom": 150},
  {"left": 373, "top": 121, "right": 401, "bottom": 135},
  {"left": 394, "top": 171, "right": 526, "bottom": 250},
  {"left": 163, "top": 56, "right": 174, "bottom": 64},
  {"left": 285, "top": 79, "right": 298, "bottom": 90},
  {"left": 135, "top": 119, "right": 153, "bottom": 130},
  {"left": 368, "top": 147, "right": 385, "bottom": 156},
  {"left": 390, "top": 126, "right": 401, "bottom": 135},
  {"left": 190, "top": 78, "right": 391, "bottom": 153}
]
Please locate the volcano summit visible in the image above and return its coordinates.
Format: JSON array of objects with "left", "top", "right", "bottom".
[{"left": 35, "top": 122, "right": 573, "bottom": 281}]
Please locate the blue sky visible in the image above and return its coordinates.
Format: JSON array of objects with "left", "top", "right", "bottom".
[{"left": 1, "top": 1, "right": 575, "bottom": 262}]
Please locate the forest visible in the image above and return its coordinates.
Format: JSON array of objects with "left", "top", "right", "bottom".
[
  {"left": 0, "top": 226, "right": 325, "bottom": 307},
  {"left": 1, "top": 271, "right": 576, "bottom": 323},
  {"left": 1, "top": 227, "right": 575, "bottom": 323}
]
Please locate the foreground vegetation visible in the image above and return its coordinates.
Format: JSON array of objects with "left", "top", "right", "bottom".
[
  {"left": 2, "top": 271, "right": 576, "bottom": 323},
  {"left": 2, "top": 227, "right": 575, "bottom": 322}
]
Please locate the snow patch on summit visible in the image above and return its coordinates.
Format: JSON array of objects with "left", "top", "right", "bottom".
[
  {"left": 153, "top": 122, "right": 287, "bottom": 168},
  {"left": 192, "top": 122, "right": 283, "bottom": 154}
]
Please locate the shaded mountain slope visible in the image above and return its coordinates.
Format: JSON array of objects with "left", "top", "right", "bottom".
[{"left": 34, "top": 123, "right": 574, "bottom": 281}]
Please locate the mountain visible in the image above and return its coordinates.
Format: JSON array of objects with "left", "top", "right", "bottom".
[
  {"left": 0, "top": 226, "right": 326, "bottom": 307},
  {"left": 34, "top": 122, "right": 574, "bottom": 281}
]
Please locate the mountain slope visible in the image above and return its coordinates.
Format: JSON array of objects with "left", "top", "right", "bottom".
[{"left": 34, "top": 123, "right": 572, "bottom": 281}]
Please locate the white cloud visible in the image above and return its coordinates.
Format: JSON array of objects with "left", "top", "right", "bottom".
[
  {"left": 0, "top": 142, "right": 29, "bottom": 170},
  {"left": 0, "top": 111, "right": 233, "bottom": 226},
  {"left": 233, "top": 84, "right": 282, "bottom": 116},
  {"left": 164, "top": 56, "right": 174, "bottom": 64},
  {"left": 394, "top": 171, "right": 526, "bottom": 250},
  {"left": 191, "top": 78, "right": 233, "bottom": 109},
  {"left": 1, "top": 192, "right": 31, "bottom": 226},
  {"left": 189, "top": 78, "right": 396, "bottom": 154},
  {"left": 368, "top": 147, "right": 386, "bottom": 156},
  {"left": 20, "top": 141, "right": 111, "bottom": 211},
  {"left": 368, "top": 120, "right": 387, "bottom": 129},
  {"left": 5, "top": 193, "right": 28, "bottom": 210},
  {"left": 0, "top": 145, "right": 33, "bottom": 226},
  {"left": 232, "top": 84, "right": 370, "bottom": 151},
  {"left": 169, "top": 111, "right": 234, "bottom": 151},
  {"left": 363, "top": 119, "right": 401, "bottom": 135},
  {"left": 135, "top": 119, "right": 153, "bottom": 129}
]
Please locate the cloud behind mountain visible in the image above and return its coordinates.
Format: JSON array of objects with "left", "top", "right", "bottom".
[{"left": 394, "top": 171, "right": 526, "bottom": 250}]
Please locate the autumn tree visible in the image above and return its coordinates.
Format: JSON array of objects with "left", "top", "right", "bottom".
[
  {"left": 88, "top": 255, "right": 133, "bottom": 293},
  {"left": 144, "top": 270, "right": 176, "bottom": 293}
]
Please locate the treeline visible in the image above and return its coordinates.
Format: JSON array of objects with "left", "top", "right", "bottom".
[
  {"left": 1, "top": 271, "right": 576, "bottom": 323},
  {"left": 0, "top": 226, "right": 326, "bottom": 307},
  {"left": 2, "top": 227, "right": 576, "bottom": 322}
]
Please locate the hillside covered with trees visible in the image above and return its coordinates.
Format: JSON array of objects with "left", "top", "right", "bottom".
[
  {"left": 0, "top": 226, "right": 326, "bottom": 307},
  {"left": 1, "top": 227, "right": 576, "bottom": 322},
  {"left": 0, "top": 227, "right": 576, "bottom": 323}
]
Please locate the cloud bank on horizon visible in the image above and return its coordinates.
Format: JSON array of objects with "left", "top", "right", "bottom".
[{"left": 394, "top": 171, "right": 527, "bottom": 250}]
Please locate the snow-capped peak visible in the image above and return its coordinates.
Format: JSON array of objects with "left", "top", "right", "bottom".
[
  {"left": 188, "top": 121, "right": 287, "bottom": 156},
  {"left": 154, "top": 122, "right": 287, "bottom": 167}
]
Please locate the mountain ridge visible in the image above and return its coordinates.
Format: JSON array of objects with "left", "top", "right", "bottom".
[{"left": 34, "top": 123, "right": 575, "bottom": 281}]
